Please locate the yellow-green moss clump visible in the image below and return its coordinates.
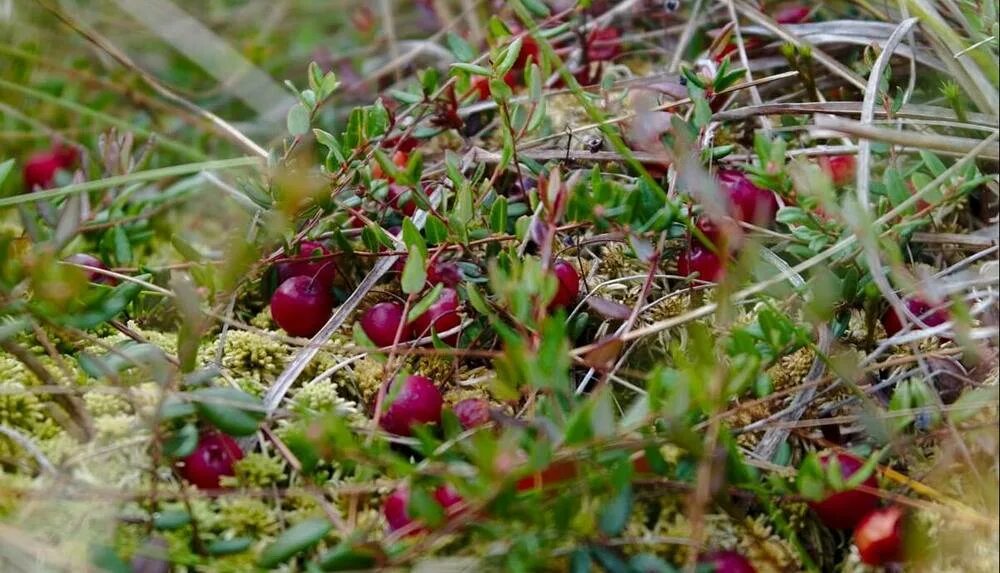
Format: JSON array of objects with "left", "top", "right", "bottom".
[
  {"left": 217, "top": 498, "right": 279, "bottom": 537},
  {"left": 228, "top": 453, "right": 285, "bottom": 488},
  {"left": 625, "top": 498, "right": 800, "bottom": 572}
]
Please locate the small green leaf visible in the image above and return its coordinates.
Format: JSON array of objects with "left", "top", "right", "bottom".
[
  {"left": 192, "top": 387, "right": 265, "bottom": 437},
  {"left": 0, "top": 159, "right": 15, "bottom": 187},
  {"left": 408, "top": 283, "right": 444, "bottom": 321},
  {"left": 466, "top": 285, "right": 491, "bottom": 316},
  {"left": 401, "top": 245, "right": 427, "bottom": 295},
  {"left": 159, "top": 396, "right": 197, "bottom": 420},
  {"left": 424, "top": 216, "right": 448, "bottom": 244},
  {"left": 570, "top": 549, "right": 592, "bottom": 573},
  {"left": 521, "top": 0, "right": 551, "bottom": 17},
  {"left": 599, "top": 484, "right": 633, "bottom": 536},
  {"left": 90, "top": 544, "right": 130, "bottom": 573},
  {"left": 258, "top": 518, "right": 332, "bottom": 568},
  {"left": 402, "top": 217, "right": 427, "bottom": 259},
  {"left": 163, "top": 423, "right": 199, "bottom": 458},
  {"left": 919, "top": 150, "right": 946, "bottom": 178},
  {"left": 319, "top": 72, "right": 340, "bottom": 101},
  {"left": 776, "top": 206, "right": 808, "bottom": 225},
  {"left": 64, "top": 276, "right": 146, "bottom": 330},
  {"left": 845, "top": 450, "right": 882, "bottom": 489},
  {"left": 489, "top": 196, "right": 508, "bottom": 232},
  {"left": 170, "top": 235, "right": 205, "bottom": 262},
  {"left": 496, "top": 37, "right": 523, "bottom": 76},
  {"left": 629, "top": 554, "right": 678, "bottom": 573},
  {"left": 446, "top": 32, "right": 476, "bottom": 62},
  {"left": 112, "top": 226, "right": 132, "bottom": 265},
  {"left": 796, "top": 452, "right": 826, "bottom": 500},
  {"left": 455, "top": 184, "right": 474, "bottom": 223},
  {"left": 207, "top": 537, "right": 253, "bottom": 556},
  {"left": 589, "top": 546, "right": 631, "bottom": 573},
  {"left": 315, "top": 541, "right": 378, "bottom": 571},
  {"left": 287, "top": 102, "right": 311, "bottom": 136},
  {"left": 153, "top": 509, "right": 191, "bottom": 531},
  {"left": 883, "top": 169, "right": 910, "bottom": 208},
  {"left": 408, "top": 487, "right": 444, "bottom": 526},
  {"left": 450, "top": 62, "right": 492, "bottom": 76},
  {"left": 693, "top": 97, "right": 713, "bottom": 129}
]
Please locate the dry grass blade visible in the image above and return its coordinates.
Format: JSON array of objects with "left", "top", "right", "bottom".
[{"left": 816, "top": 117, "right": 1000, "bottom": 160}]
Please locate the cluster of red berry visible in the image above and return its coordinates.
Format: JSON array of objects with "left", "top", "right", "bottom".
[
  {"left": 810, "top": 453, "right": 906, "bottom": 566},
  {"left": 677, "top": 169, "right": 778, "bottom": 283}
]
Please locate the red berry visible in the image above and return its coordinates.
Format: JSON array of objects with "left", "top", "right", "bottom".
[
  {"left": 516, "top": 35, "right": 540, "bottom": 69},
  {"left": 698, "top": 550, "right": 757, "bottom": 573},
  {"left": 384, "top": 485, "right": 463, "bottom": 534},
  {"left": 472, "top": 71, "right": 517, "bottom": 101},
  {"left": 380, "top": 375, "right": 443, "bottom": 436},
  {"left": 854, "top": 506, "right": 905, "bottom": 565},
  {"left": 515, "top": 459, "right": 579, "bottom": 491},
  {"left": 65, "top": 253, "right": 117, "bottom": 286},
  {"left": 409, "top": 287, "right": 461, "bottom": 344},
  {"left": 691, "top": 217, "right": 743, "bottom": 252},
  {"left": 472, "top": 76, "right": 491, "bottom": 100},
  {"left": 380, "top": 135, "right": 420, "bottom": 153},
  {"left": 809, "top": 453, "right": 881, "bottom": 529},
  {"left": 433, "top": 485, "right": 464, "bottom": 515},
  {"left": 586, "top": 27, "right": 621, "bottom": 62},
  {"left": 387, "top": 183, "right": 417, "bottom": 216},
  {"left": 360, "top": 302, "right": 409, "bottom": 347},
  {"left": 549, "top": 259, "right": 580, "bottom": 310},
  {"left": 818, "top": 154, "right": 857, "bottom": 187},
  {"left": 23, "top": 146, "right": 77, "bottom": 191},
  {"left": 714, "top": 37, "right": 764, "bottom": 62},
  {"left": 275, "top": 241, "right": 336, "bottom": 287},
  {"left": 427, "top": 261, "right": 463, "bottom": 287},
  {"left": 383, "top": 488, "right": 423, "bottom": 534},
  {"left": 453, "top": 398, "right": 491, "bottom": 429},
  {"left": 881, "top": 297, "right": 949, "bottom": 337},
  {"left": 677, "top": 246, "right": 724, "bottom": 282},
  {"left": 717, "top": 170, "right": 778, "bottom": 226},
  {"left": 179, "top": 432, "right": 244, "bottom": 490},
  {"left": 270, "top": 276, "right": 334, "bottom": 337},
  {"left": 774, "top": 4, "right": 811, "bottom": 24}
]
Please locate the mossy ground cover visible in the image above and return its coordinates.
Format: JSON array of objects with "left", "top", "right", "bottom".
[{"left": 0, "top": 1, "right": 998, "bottom": 571}]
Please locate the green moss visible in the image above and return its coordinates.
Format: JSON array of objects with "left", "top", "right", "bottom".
[
  {"left": 218, "top": 498, "right": 278, "bottom": 538},
  {"left": 0, "top": 380, "right": 62, "bottom": 461},
  {"left": 291, "top": 379, "right": 361, "bottom": 417},
  {"left": 227, "top": 453, "right": 285, "bottom": 488},
  {"left": 83, "top": 390, "right": 133, "bottom": 417},
  {"left": 94, "top": 414, "right": 140, "bottom": 442}
]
